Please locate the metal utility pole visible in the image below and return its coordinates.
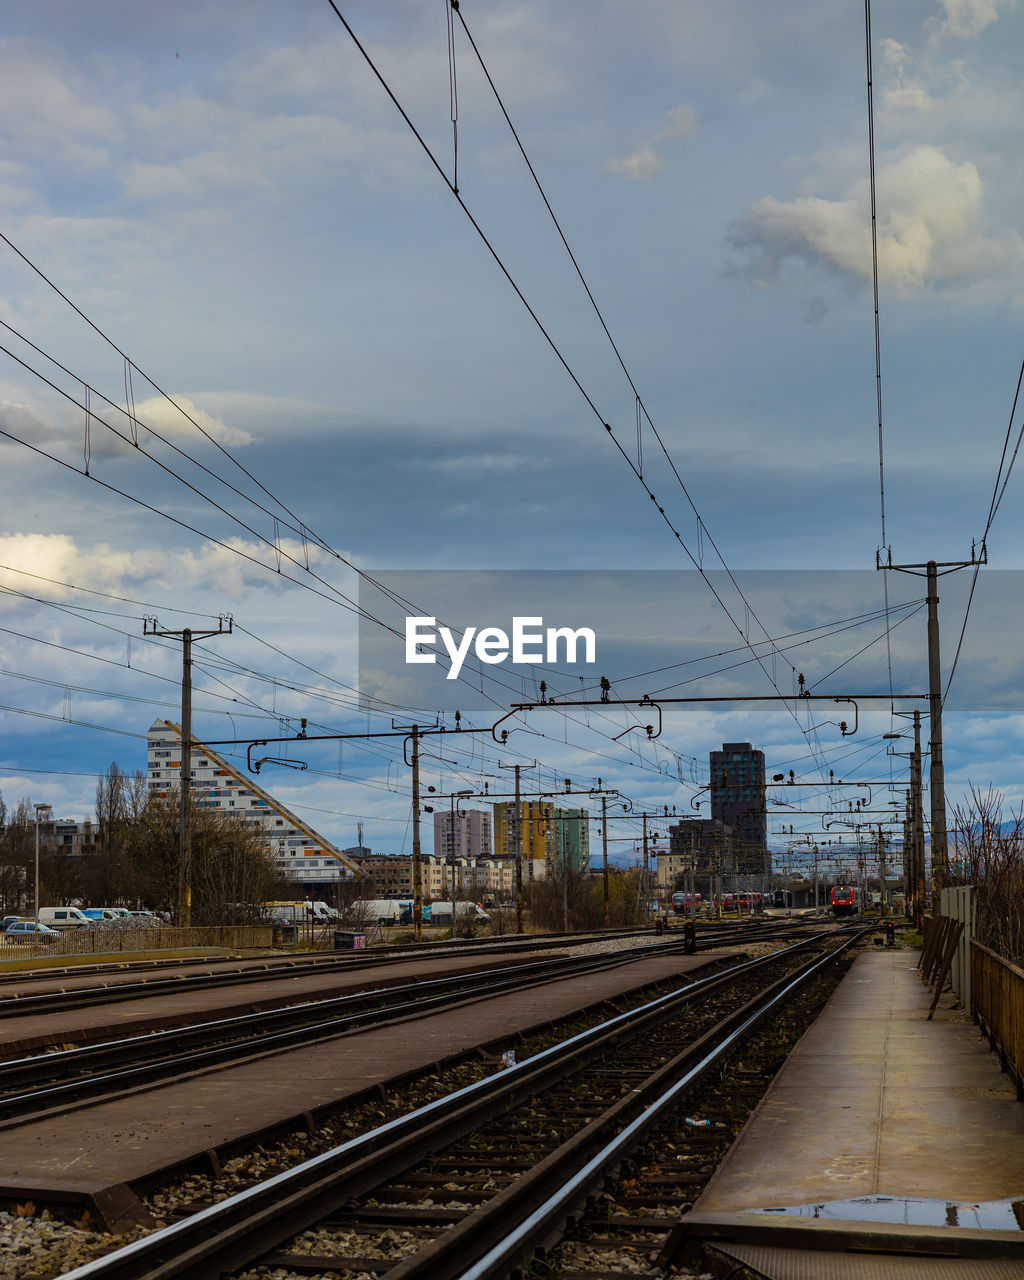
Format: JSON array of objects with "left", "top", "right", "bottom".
[
  {"left": 144, "top": 617, "right": 232, "bottom": 927},
  {"left": 911, "top": 711, "right": 925, "bottom": 925},
  {"left": 34, "top": 802, "right": 51, "bottom": 927},
  {"left": 515, "top": 766, "right": 523, "bottom": 933},
  {"left": 410, "top": 726, "right": 423, "bottom": 941},
  {"left": 641, "top": 813, "right": 650, "bottom": 925},
  {"left": 499, "top": 760, "right": 535, "bottom": 935},
  {"left": 561, "top": 814, "right": 569, "bottom": 932},
  {"left": 877, "top": 823, "right": 887, "bottom": 917},
  {"left": 601, "top": 795, "right": 610, "bottom": 927},
  {"left": 690, "top": 837, "right": 697, "bottom": 922}
]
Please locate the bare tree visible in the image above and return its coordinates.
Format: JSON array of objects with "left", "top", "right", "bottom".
[
  {"left": 487, "top": 902, "right": 517, "bottom": 936},
  {"left": 119, "top": 792, "right": 283, "bottom": 923},
  {"left": 40, "top": 847, "right": 83, "bottom": 907},
  {"left": 0, "top": 794, "right": 32, "bottom": 914},
  {"left": 84, "top": 764, "right": 149, "bottom": 905},
  {"left": 526, "top": 869, "right": 639, "bottom": 932},
  {"left": 950, "top": 786, "right": 1024, "bottom": 966},
  {"left": 190, "top": 809, "right": 284, "bottom": 925}
]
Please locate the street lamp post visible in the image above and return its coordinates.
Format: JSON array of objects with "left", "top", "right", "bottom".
[{"left": 34, "top": 802, "right": 51, "bottom": 927}]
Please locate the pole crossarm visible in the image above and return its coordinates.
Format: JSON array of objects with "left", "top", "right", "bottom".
[
  {"left": 428, "top": 786, "right": 620, "bottom": 803},
  {"left": 199, "top": 720, "right": 491, "bottom": 774},
  {"left": 491, "top": 691, "right": 927, "bottom": 743}
]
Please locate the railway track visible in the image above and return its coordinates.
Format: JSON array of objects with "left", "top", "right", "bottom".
[
  {"left": 0, "top": 936, "right": 741, "bottom": 1124},
  {"left": 58, "top": 928, "right": 865, "bottom": 1280},
  {"left": 0, "top": 918, "right": 807, "bottom": 1020}
]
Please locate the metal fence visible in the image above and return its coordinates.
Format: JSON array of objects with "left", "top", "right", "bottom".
[
  {"left": 972, "top": 941, "right": 1024, "bottom": 1100},
  {"left": 0, "top": 925, "right": 274, "bottom": 959},
  {"left": 938, "top": 884, "right": 975, "bottom": 1009}
]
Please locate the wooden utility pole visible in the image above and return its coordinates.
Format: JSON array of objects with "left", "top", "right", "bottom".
[
  {"left": 144, "top": 617, "right": 232, "bottom": 927},
  {"left": 885, "top": 550, "right": 984, "bottom": 891},
  {"left": 925, "top": 560, "right": 948, "bottom": 887}
]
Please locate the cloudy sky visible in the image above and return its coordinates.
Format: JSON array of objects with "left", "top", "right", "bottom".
[{"left": 1, "top": 0, "right": 1021, "bottom": 877}]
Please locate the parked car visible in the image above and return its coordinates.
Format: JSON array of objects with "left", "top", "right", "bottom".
[{"left": 4, "top": 921, "right": 60, "bottom": 943}]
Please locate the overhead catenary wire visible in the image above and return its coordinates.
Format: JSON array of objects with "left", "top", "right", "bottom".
[
  {"left": 942, "top": 353, "right": 1024, "bottom": 706},
  {"left": 451, "top": 4, "right": 822, "bottom": 708},
  {"left": 0, "top": 47, "right": 860, "bottom": 778},
  {"left": 862, "top": 0, "right": 896, "bottom": 712},
  {"left": 323, "top": 0, "right": 859, "bottom": 793},
  {"left": 0, "top": 9, "right": 921, "bottom": 825}
]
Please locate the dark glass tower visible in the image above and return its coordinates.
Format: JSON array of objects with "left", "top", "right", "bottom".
[{"left": 709, "top": 742, "right": 767, "bottom": 876}]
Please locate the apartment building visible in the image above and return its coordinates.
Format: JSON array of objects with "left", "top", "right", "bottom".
[
  {"left": 433, "top": 808, "right": 492, "bottom": 860},
  {"left": 146, "top": 719, "right": 361, "bottom": 888}
]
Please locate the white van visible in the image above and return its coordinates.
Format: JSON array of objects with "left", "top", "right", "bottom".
[
  {"left": 82, "top": 907, "right": 130, "bottom": 923},
  {"left": 348, "top": 899, "right": 411, "bottom": 925},
  {"left": 38, "top": 907, "right": 92, "bottom": 930},
  {"left": 429, "top": 901, "right": 491, "bottom": 926},
  {"left": 266, "top": 900, "right": 340, "bottom": 924}
]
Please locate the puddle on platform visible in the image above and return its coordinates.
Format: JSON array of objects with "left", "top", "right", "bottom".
[{"left": 751, "top": 1194, "right": 1024, "bottom": 1231}]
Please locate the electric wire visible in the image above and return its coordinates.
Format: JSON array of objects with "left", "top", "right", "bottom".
[
  {"left": 863, "top": 0, "right": 896, "bottom": 712},
  {"left": 325, "top": 0, "right": 853, "bottom": 792},
  {"left": 942, "top": 353, "right": 1024, "bottom": 705}
]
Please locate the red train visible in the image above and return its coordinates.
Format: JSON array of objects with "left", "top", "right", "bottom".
[{"left": 831, "top": 885, "right": 860, "bottom": 916}]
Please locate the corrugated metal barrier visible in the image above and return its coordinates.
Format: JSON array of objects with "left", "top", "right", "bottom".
[{"left": 939, "top": 884, "right": 975, "bottom": 1009}]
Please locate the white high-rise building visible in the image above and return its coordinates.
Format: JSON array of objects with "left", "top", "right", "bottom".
[{"left": 147, "top": 720, "right": 361, "bottom": 887}]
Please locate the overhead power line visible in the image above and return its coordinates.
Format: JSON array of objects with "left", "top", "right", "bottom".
[{"left": 323, "top": 0, "right": 862, "bottom": 789}]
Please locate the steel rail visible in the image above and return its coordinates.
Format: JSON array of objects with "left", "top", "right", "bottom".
[
  {"left": 0, "top": 917, "right": 796, "bottom": 1018},
  {"left": 0, "top": 923, "right": 697, "bottom": 1014},
  {"left": 58, "top": 934, "right": 837, "bottom": 1280},
  {"left": 454, "top": 929, "right": 866, "bottom": 1279},
  {"left": 0, "top": 938, "right": 721, "bottom": 1122}
]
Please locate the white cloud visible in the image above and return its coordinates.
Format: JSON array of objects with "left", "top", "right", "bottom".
[
  {"left": 608, "top": 104, "right": 696, "bottom": 181},
  {"left": 0, "top": 532, "right": 134, "bottom": 599},
  {"left": 0, "top": 39, "right": 115, "bottom": 168},
  {"left": 608, "top": 145, "right": 664, "bottom": 181},
  {"left": 928, "top": 0, "right": 1015, "bottom": 41},
  {"left": 729, "top": 145, "right": 1023, "bottom": 290},
  {"left": 0, "top": 400, "right": 53, "bottom": 446},
  {"left": 0, "top": 531, "right": 327, "bottom": 606},
  {"left": 129, "top": 395, "right": 254, "bottom": 450}
]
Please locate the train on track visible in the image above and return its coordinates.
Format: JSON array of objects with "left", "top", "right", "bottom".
[
  {"left": 830, "top": 885, "right": 861, "bottom": 916},
  {"left": 672, "top": 891, "right": 764, "bottom": 914}
]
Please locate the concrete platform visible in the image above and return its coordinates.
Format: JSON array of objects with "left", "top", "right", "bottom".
[
  {"left": 0, "top": 950, "right": 585, "bottom": 1055},
  {"left": 0, "top": 949, "right": 716, "bottom": 1226},
  {"left": 669, "top": 949, "right": 1024, "bottom": 1273}
]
